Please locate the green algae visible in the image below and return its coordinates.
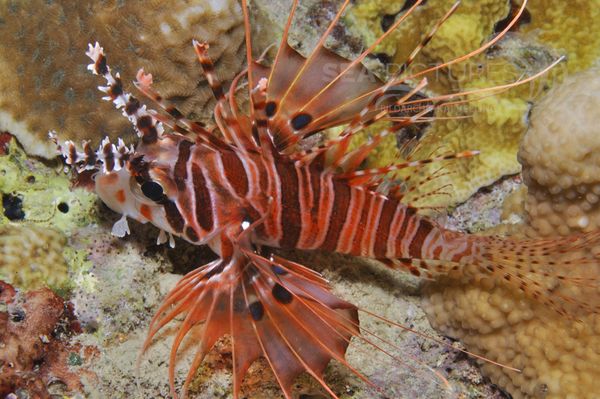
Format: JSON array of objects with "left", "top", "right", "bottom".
[
  {"left": 0, "top": 138, "right": 97, "bottom": 293},
  {"left": 0, "top": 138, "right": 98, "bottom": 232}
]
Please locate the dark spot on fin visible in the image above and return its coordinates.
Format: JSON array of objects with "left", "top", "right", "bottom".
[
  {"left": 291, "top": 113, "right": 312, "bottom": 131},
  {"left": 137, "top": 115, "right": 159, "bottom": 144},
  {"left": 137, "top": 115, "right": 153, "bottom": 129},
  {"left": 83, "top": 142, "right": 97, "bottom": 166},
  {"left": 125, "top": 97, "right": 141, "bottom": 115},
  {"left": 109, "top": 77, "right": 123, "bottom": 98},
  {"left": 272, "top": 283, "right": 293, "bottom": 304},
  {"left": 166, "top": 106, "right": 184, "bottom": 119},
  {"left": 69, "top": 144, "right": 78, "bottom": 163},
  {"left": 103, "top": 142, "right": 115, "bottom": 172},
  {"left": 272, "top": 265, "right": 288, "bottom": 275},
  {"left": 249, "top": 301, "right": 264, "bottom": 321},
  {"left": 265, "top": 101, "right": 277, "bottom": 117}
]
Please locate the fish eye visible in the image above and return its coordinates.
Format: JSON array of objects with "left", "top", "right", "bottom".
[{"left": 140, "top": 180, "right": 164, "bottom": 202}]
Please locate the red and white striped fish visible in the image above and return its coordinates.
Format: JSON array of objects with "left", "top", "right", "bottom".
[{"left": 51, "top": 0, "right": 599, "bottom": 397}]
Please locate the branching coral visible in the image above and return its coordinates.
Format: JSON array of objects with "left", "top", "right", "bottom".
[
  {"left": 345, "top": 0, "right": 600, "bottom": 205},
  {"left": 422, "top": 69, "right": 600, "bottom": 399},
  {"left": 0, "top": 0, "right": 246, "bottom": 158},
  {"left": 519, "top": 68, "right": 600, "bottom": 237}
]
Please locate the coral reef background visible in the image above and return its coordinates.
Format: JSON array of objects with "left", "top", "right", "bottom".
[
  {"left": 1, "top": 0, "right": 600, "bottom": 398},
  {"left": 519, "top": 67, "right": 600, "bottom": 237},
  {"left": 0, "top": 0, "right": 246, "bottom": 158},
  {"left": 346, "top": 0, "right": 600, "bottom": 205},
  {"left": 423, "top": 68, "right": 600, "bottom": 399},
  {"left": 0, "top": 280, "right": 93, "bottom": 398}
]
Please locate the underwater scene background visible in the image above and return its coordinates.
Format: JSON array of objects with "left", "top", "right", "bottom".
[{"left": 1, "top": 0, "right": 599, "bottom": 398}]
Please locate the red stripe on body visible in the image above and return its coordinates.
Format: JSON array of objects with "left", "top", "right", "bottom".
[
  {"left": 258, "top": 154, "right": 281, "bottom": 243},
  {"left": 221, "top": 150, "right": 249, "bottom": 197},
  {"left": 320, "top": 180, "right": 351, "bottom": 252},
  {"left": 174, "top": 140, "right": 193, "bottom": 191},
  {"left": 373, "top": 197, "right": 398, "bottom": 257},
  {"left": 407, "top": 219, "right": 435, "bottom": 258},
  {"left": 173, "top": 140, "right": 197, "bottom": 239},
  {"left": 296, "top": 164, "right": 315, "bottom": 248},
  {"left": 349, "top": 193, "right": 374, "bottom": 255},
  {"left": 297, "top": 165, "right": 322, "bottom": 248},
  {"left": 335, "top": 187, "right": 366, "bottom": 254},
  {"left": 191, "top": 163, "right": 214, "bottom": 232},
  {"left": 275, "top": 160, "right": 301, "bottom": 248},
  {"left": 360, "top": 195, "right": 385, "bottom": 257}
]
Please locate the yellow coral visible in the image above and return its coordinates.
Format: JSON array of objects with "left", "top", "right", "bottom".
[
  {"left": 0, "top": 0, "right": 246, "bottom": 158},
  {"left": 0, "top": 138, "right": 97, "bottom": 233},
  {"left": 346, "top": 0, "right": 600, "bottom": 205},
  {"left": 0, "top": 225, "right": 69, "bottom": 291},
  {"left": 519, "top": 68, "right": 600, "bottom": 237},
  {"left": 423, "top": 280, "right": 600, "bottom": 399},
  {"left": 521, "top": 0, "right": 600, "bottom": 73}
]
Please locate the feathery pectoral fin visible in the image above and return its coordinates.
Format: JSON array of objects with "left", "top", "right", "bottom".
[
  {"left": 265, "top": 44, "right": 384, "bottom": 152},
  {"left": 142, "top": 250, "right": 360, "bottom": 399}
]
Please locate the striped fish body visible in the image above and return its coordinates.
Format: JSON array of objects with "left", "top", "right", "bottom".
[
  {"left": 130, "top": 135, "right": 470, "bottom": 266},
  {"left": 261, "top": 159, "right": 472, "bottom": 263},
  {"left": 175, "top": 145, "right": 474, "bottom": 265}
]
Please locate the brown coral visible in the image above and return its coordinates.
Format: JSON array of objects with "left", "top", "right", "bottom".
[
  {"left": 422, "top": 69, "right": 600, "bottom": 399},
  {"left": 423, "top": 279, "right": 600, "bottom": 399},
  {"left": 0, "top": 281, "right": 94, "bottom": 398},
  {"left": 519, "top": 68, "right": 600, "bottom": 237},
  {"left": 0, "top": 0, "right": 246, "bottom": 158}
]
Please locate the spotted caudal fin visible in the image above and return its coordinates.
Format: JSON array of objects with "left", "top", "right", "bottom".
[
  {"left": 141, "top": 250, "right": 363, "bottom": 399},
  {"left": 402, "top": 231, "right": 600, "bottom": 321},
  {"left": 469, "top": 232, "right": 600, "bottom": 320}
]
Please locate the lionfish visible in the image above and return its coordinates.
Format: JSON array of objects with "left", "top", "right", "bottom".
[{"left": 50, "top": 0, "right": 599, "bottom": 397}]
